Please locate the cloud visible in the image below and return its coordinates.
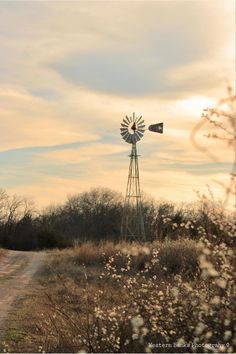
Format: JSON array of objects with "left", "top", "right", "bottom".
[
  {"left": 0, "top": 88, "right": 100, "bottom": 151},
  {"left": 37, "top": 143, "right": 130, "bottom": 165},
  {"left": 0, "top": 0, "right": 234, "bottom": 207},
  {"left": 0, "top": 0, "right": 233, "bottom": 98},
  {"left": 50, "top": 1, "right": 234, "bottom": 96}
]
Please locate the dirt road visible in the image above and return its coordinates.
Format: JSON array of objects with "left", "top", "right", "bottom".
[{"left": 0, "top": 250, "right": 45, "bottom": 336}]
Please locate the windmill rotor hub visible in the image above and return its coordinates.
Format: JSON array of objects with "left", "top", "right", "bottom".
[{"left": 131, "top": 122, "right": 136, "bottom": 131}]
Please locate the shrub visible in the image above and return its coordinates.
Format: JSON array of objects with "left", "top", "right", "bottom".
[
  {"left": 73, "top": 241, "right": 103, "bottom": 266},
  {"left": 37, "top": 226, "right": 64, "bottom": 249},
  {"left": 66, "top": 240, "right": 199, "bottom": 278},
  {"left": 158, "top": 239, "right": 199, "bottom": 277}
]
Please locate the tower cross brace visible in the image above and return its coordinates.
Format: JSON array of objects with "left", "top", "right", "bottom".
[{"left": 121, "top": 142, "right": 145, "bottom": 242}]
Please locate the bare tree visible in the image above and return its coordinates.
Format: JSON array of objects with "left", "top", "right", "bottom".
[
  {"left": 191, "top": 83, "right": 236, "bottom": 206},
  {"left": 0, "top": 189, "right": 8, "bottom": 224},
  {"left": 0, "top": 190, "right": 36, "bottom": 249}
]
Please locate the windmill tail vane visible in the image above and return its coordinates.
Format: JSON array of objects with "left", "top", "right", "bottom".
[{"left": 148, "top": 122, "right": 164, "bottom": 134}]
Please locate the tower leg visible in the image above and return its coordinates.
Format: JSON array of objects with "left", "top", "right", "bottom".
[{"left": 121, "top": 143, "right": 146, "bottom": 242}]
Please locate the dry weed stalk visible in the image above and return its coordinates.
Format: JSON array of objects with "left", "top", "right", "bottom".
[{"left": 190, "top": 84, "right": 236, "bottom": 207}]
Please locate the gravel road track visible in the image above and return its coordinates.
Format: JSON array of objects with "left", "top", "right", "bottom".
[{"left": 0, "top": 250, "right": 45, "bottom": 337}]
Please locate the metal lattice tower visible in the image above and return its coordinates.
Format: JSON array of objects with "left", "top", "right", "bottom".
[
  {"left": 121, "top": 142, "right": 145, "bottom": 241},
  {"left": 120, "top": 112, "right": 164, "bottom": 242}
]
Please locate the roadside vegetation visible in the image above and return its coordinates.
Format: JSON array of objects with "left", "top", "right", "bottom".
[{"left": 1, "top": 204, "right": 235, "bottom": 353}]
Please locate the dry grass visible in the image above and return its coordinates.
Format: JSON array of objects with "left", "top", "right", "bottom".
[
  {"left": 157, "top": 239, "right": 199, "bottom": 276},
  {"left": 1, "top": 223, "right": 235, "bottom": 353},
  {"left": 54, "top": 239, "right": 199, "bottom": 278},
  {"left": 72, "top": 241, "right": 117, "bottom": 266}
]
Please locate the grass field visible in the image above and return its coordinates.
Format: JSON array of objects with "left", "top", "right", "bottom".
[{"left": 1, "top": 230, "right": 235, "bottom": 353}]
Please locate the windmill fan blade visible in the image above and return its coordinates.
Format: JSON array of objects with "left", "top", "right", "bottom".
[
  {"left": 121, "top": 123, "right": 128, "bottom": 128},
  {"left": 121, "top": 131, "right": 127, "bottom": 137},
  {"left": 136, "top": 131, "right": 144, "bottom": 139},
  {"left": 120, "top": 127, "right": 128, "bottom": 132},
  {"left": 136, "top": 135, "right": 143, "bottom": 142},
  {"left": 138, "top": 124, "right": 145, "bottom": 130},
  {"left": 148, "top": 123, "right": 163, "bottom": 134},
  {"left": 122, "top": 132, "right": 130, "bottom": 141},
  {"left": 121, "top": 134, "right": 130, "bottom": 141},
  {"left": 136, "top": 116, "right": 142, "bottom": 124},
  {"left": 120, "top": 128, "right": 127, "bottom": 135},
  {"left": 136, "top": 129, "right": 143, "bottom": 135},
  {"left": 121, "top": 131, "right": 129, "bottom": 138},
  {"left": 126, "top": 135, "right": 133, "bottom": 143}
]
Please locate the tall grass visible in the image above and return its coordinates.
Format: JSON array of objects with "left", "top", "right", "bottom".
[{"left": 50, "top": 239, "right": 199, "bottom": 278}]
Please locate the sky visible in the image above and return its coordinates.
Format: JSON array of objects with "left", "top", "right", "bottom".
[{"left": 0, "top": 0, "right": 235, "bottom": 209}]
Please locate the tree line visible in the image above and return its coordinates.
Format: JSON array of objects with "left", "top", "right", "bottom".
[{"left": 0, "top": 187, "right": 227, "bottom": 251}]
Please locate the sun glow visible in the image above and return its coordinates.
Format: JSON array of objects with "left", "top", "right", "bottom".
[{"left": 177, "top": 96, "right": 217, "bottom": 118}]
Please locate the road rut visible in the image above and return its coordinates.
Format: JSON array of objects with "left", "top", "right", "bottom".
[{"left": 0, "top": 250, "right": 45, "bottom": 336}]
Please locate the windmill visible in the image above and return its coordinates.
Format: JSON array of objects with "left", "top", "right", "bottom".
[{"left": 120, "top": 113, "right": 163, "bottom": 242}]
